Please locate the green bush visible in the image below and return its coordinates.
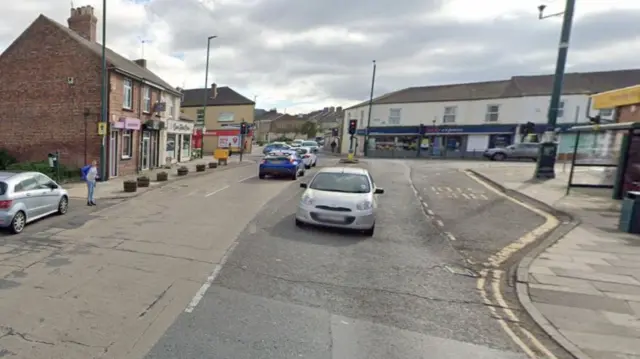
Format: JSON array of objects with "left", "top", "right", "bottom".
[
  {"left": 0, "top": 149, "right": 17, "bottom": 170},
  {"left": 5, "top": 161, "right": 80, "bottom": 181},
  {"left": 256, "top": 141, "right": 265, "bottom": 146}
]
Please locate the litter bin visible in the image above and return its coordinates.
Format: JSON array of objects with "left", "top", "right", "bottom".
[{"left": 618, "top": 191, "right": 640, "bottom": 234}]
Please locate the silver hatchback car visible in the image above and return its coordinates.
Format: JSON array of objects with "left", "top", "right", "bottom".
[{"left": 0, "top": 171, "right": 69, "bottom": 234}]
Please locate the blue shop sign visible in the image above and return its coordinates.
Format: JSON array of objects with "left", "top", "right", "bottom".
[{"left": 358, "top": 124, "right": 517, "bottom": 135}]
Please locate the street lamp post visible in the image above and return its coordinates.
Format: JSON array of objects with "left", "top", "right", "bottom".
[
  {"left": 363, "top": 60, "right": 376, "bottom": 157},
  {"left": 200, "top": 35, "right": 217, "bottom": 159},
  {"left": 533, "top": 0, "right": 576, "bottom": 180},
  {"left": 99, "top": 0, "right": 107, "bottom": 180}
]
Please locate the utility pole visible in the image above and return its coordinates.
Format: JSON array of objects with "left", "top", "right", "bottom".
[
  {"left": 363, "top": 60, "right": 376, "bottom": 157},
  {"left": 534, "top": 0, "right": 576, "bottom": 180},
  {"left": 99, "top": 0, "right": 107, "bottom": 180},
  {"left": 201, "top": 35, "right": 217, "bottom": 159}
]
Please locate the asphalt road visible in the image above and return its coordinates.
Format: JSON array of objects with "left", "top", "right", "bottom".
[{"left": 143, "top": 159, "right": 550, "bottom": 359}]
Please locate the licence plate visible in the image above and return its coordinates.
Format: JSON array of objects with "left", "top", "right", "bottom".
[{"left": 317, "top": 214, "right": 344, "bottom": 222}]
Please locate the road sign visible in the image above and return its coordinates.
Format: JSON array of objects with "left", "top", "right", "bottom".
[{"left": 98, "top": 122, "right": 107, "bottom": 135}]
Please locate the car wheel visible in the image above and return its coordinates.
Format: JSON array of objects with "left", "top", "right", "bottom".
[
  {"left": 259, "top": 173, "right": 266, "bottom": 179},
  {"left": 312, "top": 161, "right": 317, "bottom": 167},
  {"left": 291, "top": 171, "right": 298, "bottom": 180},
  {"left": 10, "top": 211, "right": 26, "bottom": 234},
  {"left": 295, "top": 218, "right": 304, "bottom": 227},
  {"left": 300, "top": 169, "right": 305, "bottom": 176},
  {"left": 362, "top": 225, "right": 375, "bottom": 237},
  {"left": 492, "top": 153, "right": 506, "bottom": 161},
  {"left": 305, "top": 165, "right": 311, "bottom": 169},
  {"left": 57, "top": 196, "right": 68, "bottom": 215}
]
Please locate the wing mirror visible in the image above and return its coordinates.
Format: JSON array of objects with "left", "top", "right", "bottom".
[
  {"left": 300, "top": 183, "right": 307, "bottom": 188},
  {"left": 374, "top": 188, "right": 384, "bottom": 194},
  {"left": 47, "top": 182, "right": 59, "bottom": 190}
]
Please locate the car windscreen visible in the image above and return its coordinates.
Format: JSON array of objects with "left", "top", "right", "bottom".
[
  {"left": 0, "top": 181, "right": 6, "bottom": 196},
  {"left": 309, "top": 173, "right": 370, "bottom": 193},
  {"left": 296, "top": 148, "right": 309, "bottom": 154},
  {"left": 302, "top": 141, "right": 317, "bottom": 147}
]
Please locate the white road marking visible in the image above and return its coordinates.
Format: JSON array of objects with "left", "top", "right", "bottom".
[
  {"left": 205, "top": 185, "right": 230, "bottom": 197},
  {"left": 468, "top": 193, "right": 477, "bottom": 199},
  {"left": 426, "top": 209, "right": 435, "bottom": 216},
  {"left": 238, "top": 175, "right": 256, "bottom": 183},
  {"left": 436, "top": 219, "right": 444, "bottom": 227},
  {"left": 445, "top": 187, "right": 453, "bottom": 192},
  {"left": 480, "top": 194, "right": 489, "bottom": 200},
  {"left": 185, "top": 241, "right": 239, "bottom": 313},
  {"left": 445, "top": 232, "right": 456, "bottom": 241},
  {"left": 421, "top": 201, "right": 429, "bottom": 208},
  {"left": 461, "top": 193, "right": 471, "bottom": 199},
  {"left": 431, "top": 186, "right": 436, "bottom": 192}
]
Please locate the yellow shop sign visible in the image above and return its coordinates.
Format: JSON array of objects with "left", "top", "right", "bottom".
[{"left": 591, "top": 85, "right": 640, "bottom": 109}]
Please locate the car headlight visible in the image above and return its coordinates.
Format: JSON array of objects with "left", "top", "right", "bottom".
[
  {"left": 356, "top": 200, "right": 373, "bottom": 210},
  {"left": 301, "top": 195, "right": 314, "bottom": 205}
]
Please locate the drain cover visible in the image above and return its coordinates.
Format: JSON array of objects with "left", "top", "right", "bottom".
[{"left": 444, "top": 265, "right": 479, "bottom": 278}]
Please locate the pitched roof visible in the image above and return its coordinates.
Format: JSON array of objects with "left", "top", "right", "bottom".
[
  {"left": 40, "top": 15, "right": 180, "bottom": 96},
  {"left": 180, "top": 87, "right": 255, "bottom": 107},
  {"left": 346, "top": 69, "right": 640, "bottom": 109}
]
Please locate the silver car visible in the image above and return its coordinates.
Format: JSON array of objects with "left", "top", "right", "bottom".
[
  {"left": 295, "top": 167, "right": 384, "bottom": 236},
  {"left": 0, "top": 171, "right": 69, "bottom": 234},
  {"left": 483, "top": 143, "right": 540, "bottom": 161}
]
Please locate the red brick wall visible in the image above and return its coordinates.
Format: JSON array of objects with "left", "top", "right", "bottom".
[
  {"left": 617, "top": 104, "right": 640, "bottom": 123},
  {"left": 0, "top": 16, "right": 102, "bottom": 169}
]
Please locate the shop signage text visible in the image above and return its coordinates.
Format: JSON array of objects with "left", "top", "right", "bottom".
[
  {"left": 113, "top": 117, "right": 141, "bottom": 130},
  {"left": 167, "top": 120, "right": 194, "bottom": 134}
]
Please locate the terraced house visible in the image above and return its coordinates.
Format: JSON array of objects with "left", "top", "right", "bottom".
[{"left": 0, "top": 5, "right": 182, "bottom": 179}]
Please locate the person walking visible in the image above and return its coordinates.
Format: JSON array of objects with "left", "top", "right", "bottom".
[
  {"left": 330, "top": 140, "right": 337, "bottom": 153},
  {"left": 81, "top": 160, "right": 99, "bottom": 206}
]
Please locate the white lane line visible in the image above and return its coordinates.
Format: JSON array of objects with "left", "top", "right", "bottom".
[
  {"left": 480, "top": 194, "right": 489, "bottom": 200},
  {"left": 445, "top": 232, "right": 456, "bottom": 241},
  {"left": 461, "top": 193, "right": 471, "bottom": 199},
  {"left": 185, "top": 240, "right": 239, "bottom": 313},
  {"left": 205, "top": 185, "right": 230, "bottom": 197},
  {"left": 426, "top": 209, "right": 435, "bottom": 216},
  {"left": 436, "top": 219, "right": 444, "bottom": 227},
  {"left": 421, "top": 201, "right": 428, "bottom": 208},
  {"left": 238, "top": 175, "right": 256, "bottom": 183}
]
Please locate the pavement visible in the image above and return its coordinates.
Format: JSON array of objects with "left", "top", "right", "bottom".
[
  {"left": 143, "top": 159, "right": 563, "bottom": 359},
  {"left": 63, "top": 153, "right": 261, "bottom": 200},
  {"left": 472, "top": 165, "right": 640, "bottom": 359}
]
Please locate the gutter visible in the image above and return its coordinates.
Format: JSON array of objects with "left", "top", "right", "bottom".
[{"left": 111, "top": 67, "right": 182, "bottom": 97}]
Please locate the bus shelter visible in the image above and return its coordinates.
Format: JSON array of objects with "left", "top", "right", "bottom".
[{"left": 565, "top": 122, "right": 640, "bottom": 199}]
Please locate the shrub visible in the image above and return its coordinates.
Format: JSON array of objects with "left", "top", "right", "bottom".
[
  {"left": 5, "top": 160, "right": 80, "bottom": 181},
  {"left": 0, "top": 149, "right": 17, "bottom": 170}
]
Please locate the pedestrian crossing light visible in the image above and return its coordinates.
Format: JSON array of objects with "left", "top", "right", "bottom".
[
  {"left": 348, "top": 119, "right": 357, "bottom": 135},
  {"left": 240, "top": 121, "right": 248, "bottom": 135}
]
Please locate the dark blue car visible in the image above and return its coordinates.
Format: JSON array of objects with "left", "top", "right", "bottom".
[
  {"left": 259, "top": 150, "right": 305, "bottom": 180},
  {"left": 263, "top": 143, "right": 291, "bottom": 155}
]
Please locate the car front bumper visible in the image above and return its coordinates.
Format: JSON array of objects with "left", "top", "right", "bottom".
[{"left": 295, "top": 203, "right": 375, "bottom": 230}]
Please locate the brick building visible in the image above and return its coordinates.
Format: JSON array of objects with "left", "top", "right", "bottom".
[
  {"left": 591, "top": 84, "right": 640, "bottom": 124},
  {"left": 0, "top": 6, "right": 182, "bottom": 179}
]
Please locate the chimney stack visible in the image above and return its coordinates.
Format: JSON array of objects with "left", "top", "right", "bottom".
[
  {"left": 134, "top": 59, "right": 147, "bottom": 68},
  {"left": 336, "top": 106, "right": 343, "bottom": 112},
  {"left": 67, "top": 6, "right": 97, "bottom": 42}
]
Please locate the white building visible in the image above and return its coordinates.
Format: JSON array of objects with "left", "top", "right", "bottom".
[
  {"left": 163, "top": 91, "right": 194, "bottom": 163},
  {"left": 341, "top": 69, "right": 640, "bottom": 156}
]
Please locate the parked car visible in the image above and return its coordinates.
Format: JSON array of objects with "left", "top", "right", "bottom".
[
  {"left": 263, "top": 142, "right": 292, "bottom": 155},
  {"left": 0, "top": 171, "right": 69, "bottom": 234},
  {"left": 301, "top": 140, "right": 319, "bottom": 153},
  {"left": 295, "top": 167, "right": 383, "bottom": 236},
  {"left": 296, "top": 147, "right": 317, "bottom": 169},
  {"left": 483, "top": 143, "right": 541, "bottom": 161},
  {"left": 259, "top": 150, "right": 306, "bottom": 180}
]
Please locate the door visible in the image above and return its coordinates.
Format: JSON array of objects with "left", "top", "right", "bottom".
[
  {"left": 14, "top": 176, "right": 48, "bottom": 219},
  {"left": 34, "top": 174, "right": 59, "bottom": 214},
  {"left": 142, "top": 132, "right": 150, "bottom": 170},
  {"left": 109, "top": 130, "right": 119, "bottom": 177}
]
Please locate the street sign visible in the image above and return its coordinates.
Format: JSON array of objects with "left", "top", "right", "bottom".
[{"left": 97, "top": 122, "right": 107, "bottom": 135}]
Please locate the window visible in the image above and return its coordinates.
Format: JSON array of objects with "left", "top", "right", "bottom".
[
  {"left": 485, "top": 104, "right": 500, "bottom": 122},
  {"left": 143, "top": 87, "right": 151, "bottom": 112},
  {"left": 122, "top": 130, "right": 133, "bottom": 158},
  {"left": 599, "top": 108, "right": 613, "bottom": 117},
  {"left": 34, "top": 174, "right": 54, "bottom": 188},
  {"left": 388, "top": 108, "right": 401, "bottom": 124},
  {"left": 0, "top": 181, "right": 7, "bottom": 195},
  {"left": 169, "top": 99, "right": 175, "bottom": 118},
  {"left": 443, "top": 106, "right": 457, "bottom": 123},
  {"left": 549, "top": 100, "right": 565, "bottom": 117},
  {"left": 360, "top": 110, "right": 364, "bottom": 127},
  {"left": 123, "top": 78, "right": 133, "bottom": 109},
  {"left": 309, "top": 172, "right": 371, "bottom": 193},
  {"left": 14, "top": 177, "right": 39, "bottom": 192}
]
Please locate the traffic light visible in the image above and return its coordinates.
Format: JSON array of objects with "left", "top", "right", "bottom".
[
  {"left": 589, "top": 115, "right": 601, "bottom": 124},
  {"left": 240, "top": 121, "right": 248, "bottom": 135},
  {"left": 348, "top": 119, "right": 357, "bottom": 135},
  {"left": 419, "top": 123, "right": 425, "bottom": 135},
  {"left": 331, "top": 128, "right": 339, "bottom": 136}
]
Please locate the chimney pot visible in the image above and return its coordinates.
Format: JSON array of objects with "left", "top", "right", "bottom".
[
  {"left": 134, "top": 59, "right": 147, "bottom": 68},
  {"left": 68, "top": 5, "right": 97, "bottom": 42}
]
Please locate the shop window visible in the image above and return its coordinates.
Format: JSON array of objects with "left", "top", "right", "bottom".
[
  {"left": 123, "top": 78, "right": 133, "bottom": 109},
  {"left": 182, "top": 135, "right": 191, "bottom": 158},
  {"left": 122, "top": 130, "right": 133, "bottom": 159},
  {"left": 388, "top": 108, "right": 401, "bottom": 125},
  {"left": 485, "top": 104, "right": 500, "bottom": 122},
  {"left": 549, "top": 100, "right": 565, "bottom": 117},
  {"left": 599, "top": 108, "right": 613, "bottom": 117},
  {"left": 443, "top": 106, "right": 457, "bottom": 123}
]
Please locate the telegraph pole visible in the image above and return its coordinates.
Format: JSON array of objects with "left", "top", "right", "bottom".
[
  {"left": 99, "top": 0, "right": 107, "bottom": 180},
  {"left": 363, "top": 60, "right": 376, "bottom": 157}
]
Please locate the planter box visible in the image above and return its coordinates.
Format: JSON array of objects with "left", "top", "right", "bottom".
[
  {"left": 156, "top": 172, "right": 168, "bottom": 181},
  {"left": 196, "top": 164, "right": 206, "bottom": 172},
  {"left": 208, "top": 162, "right": 218, "bottom": 169},
  {"left": 123, "top": 180, "right": 137, "bottom": 192},
  {"left": 177, "top": 167, "right": 189, "bottom": 176},
  {"left": 137, "top": 176, "right": 150, "bottom": 187}
]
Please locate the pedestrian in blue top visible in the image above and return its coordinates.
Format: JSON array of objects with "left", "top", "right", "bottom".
[{"left": 81, "top": 160, "right": 99, "bottom": 206}]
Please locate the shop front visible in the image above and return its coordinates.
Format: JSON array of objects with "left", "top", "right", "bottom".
[
  {"left": 141, "top": 119, "right": 164, "bottom": 171},
  {"left": 166, "top": 119, "right": 194, "bottom": 163},
  {"left": 203, "top": 128, "right": 254, "bottom": 154},
  {"left": 108, "top": 116, "right": 141, "bottom": 179}
]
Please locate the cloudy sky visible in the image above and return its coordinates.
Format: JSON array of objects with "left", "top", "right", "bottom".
[{"left": 2, "top": 0, "right": 640, "bottom": 113}]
